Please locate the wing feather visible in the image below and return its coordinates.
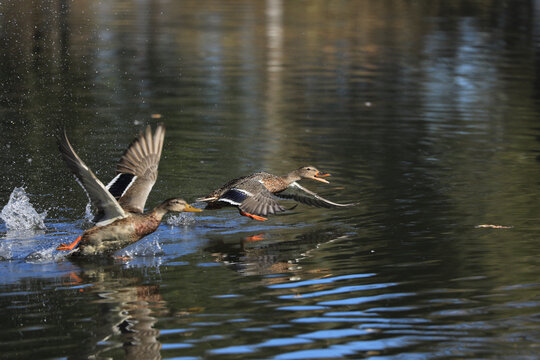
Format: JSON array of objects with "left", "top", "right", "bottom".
[
  {"left": 218, "top": 189, "right": 248, "bottom": 206},
  {"left": 238, "top": 185, "right": 286, "bottom": 216},
  {"left": 58, "top": 130, "right": 126, "bottom": 224},
  {"left": 115, "top": 124, "right": 165, "bottom": 213},
  {"left": 277, "top": 182, "right": 358, "bottom": 208}
]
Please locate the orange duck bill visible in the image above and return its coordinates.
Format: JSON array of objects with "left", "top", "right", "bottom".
[
  {"left": 312, "top": 171, "right": 331, "bottom": 183},
  {"left": 183, "top": 204, "right": 203, "bottom": 212}
]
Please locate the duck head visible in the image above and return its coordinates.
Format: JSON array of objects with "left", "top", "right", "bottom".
[
  {"left": 296, "top": 166, "right": 331, "bottom": 184},
  {"left": 162, "top": 198, "right": 204, "bottom": 213}
]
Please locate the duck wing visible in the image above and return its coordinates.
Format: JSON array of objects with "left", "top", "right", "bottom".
[
  {"left": 110, "top": 124, "right": 165, "bottom": 213},
  {"left": 58, "top": 130, "right": 126, "bottom": 224},
  {"left": 216, "top": 180, "right": 286, "bottom": 216},
  {"left": 277, "top": 182, "right": 357, "bottom": 208},
  {"left": 196, "top": 173, "right": 259, "bottom": 203}
]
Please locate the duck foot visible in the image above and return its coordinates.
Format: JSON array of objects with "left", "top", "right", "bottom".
[
  {"left": 57, "top": 235, "right": 82, "bottom": 251},
  {"left": 239, "top": 210, "right": 267, "bottom": 221}
]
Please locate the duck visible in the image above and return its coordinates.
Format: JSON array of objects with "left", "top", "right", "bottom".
[
  {"left": 56, "top": 124, "right": 202, "bottom": 256},
  {"left": 197, "top": 166, "right": 356, "bottom": 221}
]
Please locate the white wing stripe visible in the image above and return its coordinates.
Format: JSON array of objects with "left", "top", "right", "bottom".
[
  {"left": 105, "top": 173, "right": 122, "bottom": 190},
  {"left": 289, "top": 182, "right": 353, "bottom": 207},
  {"left": 106, "top": 174, "right": 138, "bottom": 198},
  {"left": 219, "top": 198, "right": 242, "bottom": 206},
  {"left": 236, "top": 188, "right": 253, "bottom": 197}
]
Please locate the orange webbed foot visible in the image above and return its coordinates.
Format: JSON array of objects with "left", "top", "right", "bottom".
[
  {"left": 239, "top": 210, "right": 267, "bottom": 221},
  {"left": 57, "top": 235, "right": 82, "bottom": 251}
]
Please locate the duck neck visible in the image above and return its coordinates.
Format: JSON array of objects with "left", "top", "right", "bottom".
[
  {"left": 150, "top": 202, "right": 170, "bottom": 222},
  {"left": 282, "top": 170, "right": 302, "bottom": 185}
]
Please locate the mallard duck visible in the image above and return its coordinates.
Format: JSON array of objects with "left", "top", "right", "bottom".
[
  {"left": 197, "top": 166, "right": 356, "bottom": 221},
  {"left": 56, "top": 124, "right": 202, "bottom": 256}
]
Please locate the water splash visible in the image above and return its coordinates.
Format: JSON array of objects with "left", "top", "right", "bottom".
[
  {"left": 25, "top": 246, "right": 67, "bottom": 263},
  {"left": 0, "top": 187, "right": 47, "bottom": 231},
  {"left": 83, "top": 202, "right": 94, "bottom": 223},
  {"left": 166, "top": 212, "right": 198, "bottom": 226},
  {"left": 120, "top": 238, "right": 164, "bottom": 258}
]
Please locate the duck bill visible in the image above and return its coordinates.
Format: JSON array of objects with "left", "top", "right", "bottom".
[
  {"left": 184, "top": 204, "right": 203, "bottom": 212},
  {"left": 313, "top": 171, "right": 331, "bottom": 184}
]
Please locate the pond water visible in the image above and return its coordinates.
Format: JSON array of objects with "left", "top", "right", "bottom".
[{"left": 1, "top": 0, "right": 540, "bottom": 359}]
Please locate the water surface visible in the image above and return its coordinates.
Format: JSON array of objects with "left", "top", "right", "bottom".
[{"left": 1, "top": 1, "right": 540, "bottom": 359}]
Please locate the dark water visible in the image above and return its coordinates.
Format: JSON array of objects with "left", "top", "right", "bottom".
[{"left": 1, "top": 0, "right": 540, "bottom": 358}]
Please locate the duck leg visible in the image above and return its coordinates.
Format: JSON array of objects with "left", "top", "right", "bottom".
[
  {"left": 239, "top": 210, "right": 267, "bottom": 221},
  {"left": 57, "top": 235, "right": 82, "bottom": 251}
]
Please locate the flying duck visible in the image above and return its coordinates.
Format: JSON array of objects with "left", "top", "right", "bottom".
[{"left": 197, "top": 166, "right": 355, "bottom": 221}]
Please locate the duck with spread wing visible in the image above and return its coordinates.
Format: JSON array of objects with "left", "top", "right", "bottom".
[{"left": 56, "top": 124, "right": 202, "bottom": 256}]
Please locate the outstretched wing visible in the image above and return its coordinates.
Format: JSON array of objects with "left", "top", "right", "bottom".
[
  {"left": 58, "top": 130, "right": 126, "bottom": 224},
  {"left": 217, "top": 182, "right": 286, "bottom": 216},
  {"left": 109, "top": 124, "right": 165, "bottom": 213},
  {"left": 277, "top": 182, "right": 357, "bottom": 208}
]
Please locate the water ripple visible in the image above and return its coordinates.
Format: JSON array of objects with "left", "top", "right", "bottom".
[
  {"left": 318, "top": 292, "right": 416, "bottom": 306},
  {"left": 273, "top": 336, "right": 418, "bottom": 359},
  {"left": 267, "top": 273, "right": 375, "bottom": 289},
  {"left": 293, "top": 317, "right": 429, "bottom": 324},
  {"left": 278, "top": 282, "right": 398, "bottom": 299},
  {"left": 299, "top": 328, "right": 370, "bottom": 339}
]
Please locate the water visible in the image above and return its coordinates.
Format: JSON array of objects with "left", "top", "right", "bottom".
[
  {"left": 1, "top": 0, "right": 540, "bottom": 358},
  {"left": 1, "top": 187, "right": 47, "bottom": 231}
]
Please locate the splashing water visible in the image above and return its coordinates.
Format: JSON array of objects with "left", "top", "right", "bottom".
[
  {"left": 166, "top": 212, "right": 199, "bottom": 226},
  {"left": 84, "top": 202, "right": 94, "bottom": 223},
  {"left": 0, "top": 187, "right": 47, "bottom": 231},
  {"left": 121, "top": 238, "right": 164, "bottom": 258}
]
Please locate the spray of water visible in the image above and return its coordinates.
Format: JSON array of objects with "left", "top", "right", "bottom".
[
  {"left": 166, "top": 212, "right": 199, "bottom": 226},
  {"left": 0, "top": 187, "right": 47, "bottom": 231},
  {"left": 121, "top": 238, "right": 164, "bottom": 258}
]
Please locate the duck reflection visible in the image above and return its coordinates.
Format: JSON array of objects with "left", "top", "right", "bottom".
[
  {"left": 66, "top": 262, "right": 166, "bottom": 360},
  {"left": 116, "top": 284, "right": 163, "bottom": 360},
  {"left": 204, "top": 227, "right": 349, "bottom": 279}
]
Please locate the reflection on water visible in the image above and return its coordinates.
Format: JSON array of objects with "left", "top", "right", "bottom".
[
  {"left": 1, "top": 0, "right": 540, "bottom": 359},
  {"left": 204, "top": 228, "right": 348, "bottom": 277},
  {"left": 73, "top": 266, "right": 165, "bottom": 359}
]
